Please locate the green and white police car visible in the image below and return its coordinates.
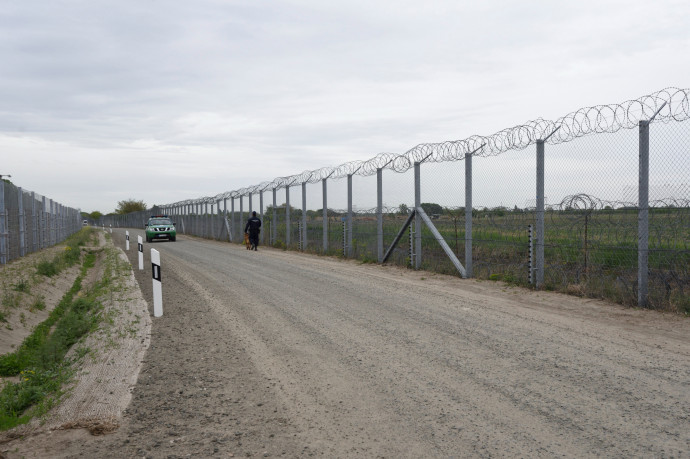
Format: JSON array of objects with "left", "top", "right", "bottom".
[{"left": 145, "top": 215, "right": 177, "bottom": 242}]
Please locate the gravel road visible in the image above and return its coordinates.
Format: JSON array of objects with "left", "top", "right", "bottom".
[{"left": 15, "top": 230, "right": 690, "bottom": 458}]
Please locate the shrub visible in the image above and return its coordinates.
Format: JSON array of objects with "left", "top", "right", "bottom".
[
  {"left": 12, "top": 279, "right": 30, "bottom": 293},
  {"left": 36, "top": 259, "right": 59, "bottom": 277}
]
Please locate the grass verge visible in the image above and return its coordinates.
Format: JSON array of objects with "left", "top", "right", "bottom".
[
  {"left": 34, "top": 229, "right": 94, "bottom": 278},
  {"left": 0, "top": 229, "right": 110, "bottom": 431}
]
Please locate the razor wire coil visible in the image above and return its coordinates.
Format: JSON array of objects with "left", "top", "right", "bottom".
[{"left": 165, "top": 87, "right": 689, "bottom": 208}]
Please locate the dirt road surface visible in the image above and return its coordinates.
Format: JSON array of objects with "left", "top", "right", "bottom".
[{"left": 5, "top": 230, "right": 689, "bottom": 458}]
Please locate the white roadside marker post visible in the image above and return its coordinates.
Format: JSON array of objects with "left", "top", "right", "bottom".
[
  {"left": 126, "top": 230, "right": 130, "bottom": 250},
  {"left": 138, "top": 235, "right": 144, "bottom": 270},
  {"left": 151, "top": 248, "right": 163, "bottom": 317}
]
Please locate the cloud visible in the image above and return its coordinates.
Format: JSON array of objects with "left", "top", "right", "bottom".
[{"left": 1, "top": 0, "right": 688, "bottom": 212}]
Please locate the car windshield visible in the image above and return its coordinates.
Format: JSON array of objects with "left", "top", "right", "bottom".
[{"left": 149, "top": 218, "right": 172, "bottom": 225}]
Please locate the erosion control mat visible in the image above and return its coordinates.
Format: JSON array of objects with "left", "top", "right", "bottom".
[{"left": 0, "top": 240, "right": 151, "bottom": 444}]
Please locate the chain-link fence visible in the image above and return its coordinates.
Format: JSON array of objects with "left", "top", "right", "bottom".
[
  {"left": 0, "top": 180, "right": 83, "bottom": 264},
  {"left": 103, "top": 88, "right": 690, "bottom": 313}
]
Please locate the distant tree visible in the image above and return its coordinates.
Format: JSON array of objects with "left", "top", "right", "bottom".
[
  {"left": 491, "top": 206, "right": 508, "bottom": 217},
  {"left": 266, "top": 203, "right": 295, "bottom": 213},
  {"left": 88, "top": 211, "right": 103, "bottom": 220},
  {"left": 420, "top": 202, "right": 443, "bottom": 216},
  {"left": 398, "top": 203, "right": 409, "bottom": 215},
  {"left": 116, "top": 199, "right": 147, "bottom": 214}
]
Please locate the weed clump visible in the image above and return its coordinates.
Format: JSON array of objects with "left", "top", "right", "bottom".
[
  {"left": 35, "top": 228, "right": 96, "bottom": 278},
  {"left": 31, "top": 296, "right": 46, "bottom": 312},
  {"left": 36, "top": 259, "right": 59, "bottom": 277},
  {"left": 12, "top": 279, "right": 30, "bottom": 293}
]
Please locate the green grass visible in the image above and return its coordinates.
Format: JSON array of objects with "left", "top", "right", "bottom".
[
  {"left": 12, "top": 279, "right": 30, "bottom": 294},
  {"left": 260, "top": 209, "right": 689, "bottom": 312},
  {"left": 30, "top": 296, "right": 46, "bottom": 312},
  {"left": 36, "top": 259, "right": 59, "bottom": 277},
  {"left": 0, "top": 244, "right": 102, "bottom": 431},
  {"left": 0, "top": 252, "right": 97, "bottom": 376},
  {"left": 2, "top": 291, "right": 19, "bottom": 310},
  {"left": 0, "top": 367, "right": 64, "bottom": 429},
  {"left": 35, "top": 228, "right": 95, "bottom": 278}
]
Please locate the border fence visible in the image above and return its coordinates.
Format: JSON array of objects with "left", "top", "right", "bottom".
[
  {"left": 0, "top": 180, "right": 83, "bottom": 264},
  {"left": 104, "top": 88, "right": 690, "bottom": 313}
]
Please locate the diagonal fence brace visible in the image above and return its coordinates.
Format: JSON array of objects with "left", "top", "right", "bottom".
[
  {"left": 224, "top": 216, "right": 233, "bottom": 242},
  {"left": 416, "top": 207, "right": 467, "bottom": 278},
  {"left": 382, "top": 210, "right": 416, "bottom": 264}
]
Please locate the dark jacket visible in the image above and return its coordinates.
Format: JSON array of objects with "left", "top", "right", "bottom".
[{"left": 244, "top": 216, "right": 261, "bottom": 235}]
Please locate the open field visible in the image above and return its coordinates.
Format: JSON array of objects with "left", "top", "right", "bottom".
[{"left": 259, "top": 206, "right": 690, "bottom": 313}]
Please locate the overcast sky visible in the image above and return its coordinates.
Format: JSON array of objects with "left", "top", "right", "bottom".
[{"left": 1, "top": 0, "right": 688, "bottom": 213}]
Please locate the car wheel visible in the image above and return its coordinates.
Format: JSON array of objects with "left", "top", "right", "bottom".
[{"left": 170, "top": 236, "right": 176, "bottom": 242}]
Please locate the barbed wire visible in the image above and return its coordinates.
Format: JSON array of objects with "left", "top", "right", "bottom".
[{"left": 165, "top": 87, "right": 689, "bottom": 208}]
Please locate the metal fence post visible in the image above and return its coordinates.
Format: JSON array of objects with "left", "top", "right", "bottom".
[
  {"left": 536, "top": 128, "right": 560, "bottom": 288},
  {"left": 414, "top": 162, "right": 422, "bottom": 269},
  {"left": 206, "top": 202, "right": 211, "bottom": 239},
  {"left": 285, "top": 185, "right": 291, "bottom": 246},
  {"left": 49, "top": 199, "right": 54, "bottom": 246},
  {"left": 302, "top": 181, "right": 307, "bottom": 251},
  {"left": 272, "top": 188, "right": 277, "bottom": 245},
  {"left": 322, "top": 178, "right": 328, "bottom": 252},
  {"left": 206, "top": 202, "right": 210, "bottom": 239},
  {"left": 638, "top": 120, "right": 650, "bottom": 307},
  {"left": 259, "top": 190, "right": 264, "bottom": 244},
  {"left": 41, "top": 196, "right": 46, "bottom": 249},
  {"left": 0, "top": 181, "right": 6, "bottom": 264},
  {"left": 212, "top": 202, "right": 217, "bottom": 239},
  {"left": 636, "top": 102, "right": 666, "bottom": 307},
  {"left": 536, "top": 140, "right": 545, "bottom": 288},
  {"left": 231, "top": 197, "right": 235, "bottom": 242},
  {"left": 52, "top": 200, "right": 57, "bottom": 245},
  {"left": 198, "top": 202, "right": 202, "bottom": 236},
  {"left": 465, "top": 152, "right": 473, "bottom": 277},
  {"left": 322, "top": 171, "right": 335, "bottom": 254},
  {"left": 239, "top": 196, "right": 244, "bottom": 240},
  {"left": 31, "top": 192, "right": 37, "bottom": 253},
  {"left": 218, "top": 199, "right": 223, "bottom": 240},
  {"left": 56, "top": 202, "right": 60, "bottom": 243},
  {"left": 347, "top": 174, "right": 353, "bottom": 257},
  {"left": 18, "top": 187, "right": 26, "bottom": 257},
  {"left": 192, "top": 202, "right": 199, "bottom": 236},
  {"left": 191, "top": 203, "right": 196, "bottom": 236},
  {"left": 377, "top": 168, "right": 384, "bottom": 263},
  {"left": 59, "top": 204, "right": 63, "bottom": 242}
]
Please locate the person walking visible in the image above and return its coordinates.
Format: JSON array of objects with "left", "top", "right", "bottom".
[{"left": 244, "top": 211, "right": 262, "bottom": 251}]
